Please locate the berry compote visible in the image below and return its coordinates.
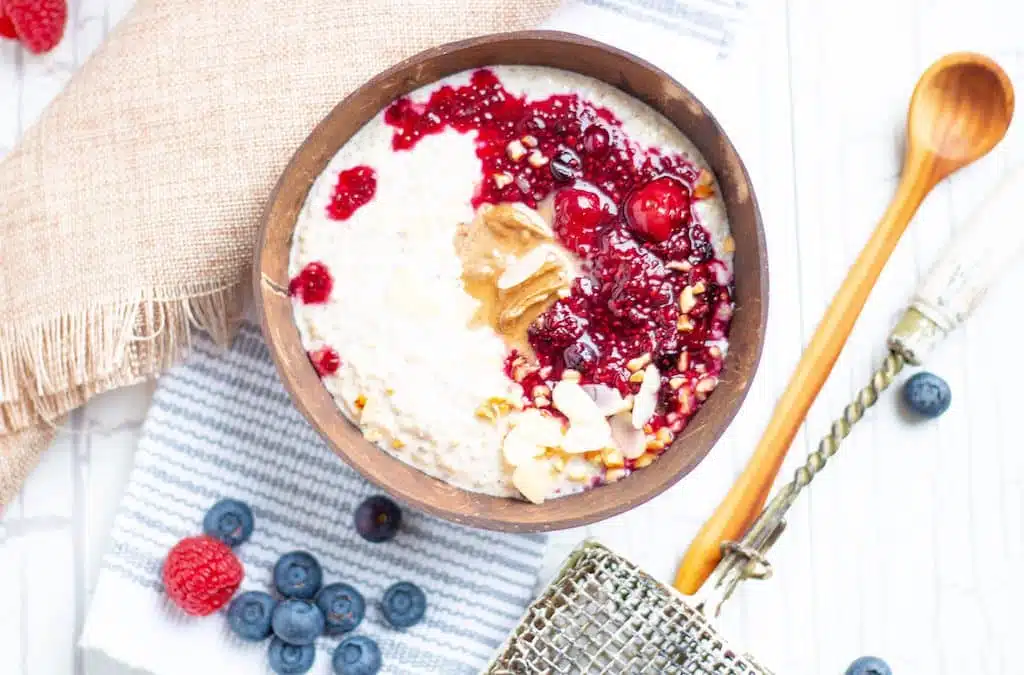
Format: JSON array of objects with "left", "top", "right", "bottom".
[{"left": 381, "top": 68, "right": 734, "bottom": 477}]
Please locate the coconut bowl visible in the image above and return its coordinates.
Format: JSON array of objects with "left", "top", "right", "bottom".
[{"left": 255, "top": 30, "right": 768, "bottom": 532}]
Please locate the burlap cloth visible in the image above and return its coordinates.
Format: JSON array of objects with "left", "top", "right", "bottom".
[{"left": 0, "top": 0, "right": 559, "bottom": 506}]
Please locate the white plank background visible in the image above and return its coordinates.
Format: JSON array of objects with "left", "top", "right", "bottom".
[{"left": 2, "top": 1, "right": 1024, "bottom": 673}]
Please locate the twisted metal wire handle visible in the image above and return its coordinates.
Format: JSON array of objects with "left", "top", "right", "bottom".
[{"left": 697, "top": 350, "right": 907, "bottom": 615}]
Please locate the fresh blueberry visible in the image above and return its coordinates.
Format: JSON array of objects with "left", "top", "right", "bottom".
[
  {"left": 274, "top": 551, "right": 323, "bottom": 599},
  {"left": 380, "top": 581, "right": 426, "bottom": 628},
  {"left": 226, "top": 590, "right": 276, "bottom": 641},
  {"left": 903, "top": 371, "right": 951, "bottom": 418},
  {"left": 354, "top": 496, "right": 402, "bottom": 543},
  {"left": 203, "top": 498, "right": 254, "bottom": 547},
  {"left": 268, "top": 637, "right": 316, "bottom": 674},
  {"left": 316, "top": 583, "right": 366, "bottom": 634},
  {"left": 845, "top": 656, "right": 892, "bottom": 675},
  {"left": 332, "top": 635, "right": 382, "bottom": 675},
  {"left": 272, "top": 599, "right": 325, "bottom": 646},
  {"left": 549, "top": 148, "right": 581, "bottom": 183}
]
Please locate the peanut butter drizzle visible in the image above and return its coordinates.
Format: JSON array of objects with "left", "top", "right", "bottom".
[{"left": 455, "top": 202, "right": 575, "bottom": 353}]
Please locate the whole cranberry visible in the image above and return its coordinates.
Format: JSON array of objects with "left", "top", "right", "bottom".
[
  {"left": 553, "top": 187, "right": 616, "bottom": 254},
  {"left": 625, "top": 176, "right": 691, "bottom": 242}
]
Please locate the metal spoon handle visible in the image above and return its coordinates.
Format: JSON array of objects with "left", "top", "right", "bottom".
[{"left": 890, "top": 165, "right": 1024, "bottom": 364}]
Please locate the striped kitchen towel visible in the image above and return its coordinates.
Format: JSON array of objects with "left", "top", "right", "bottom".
[{"left": 80, "top": 324, "right": 547, "bottom": 675}]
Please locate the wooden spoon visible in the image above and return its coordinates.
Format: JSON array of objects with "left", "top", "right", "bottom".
[{"left": 674, "top": 52, "right": 1014, "bottom": 596}]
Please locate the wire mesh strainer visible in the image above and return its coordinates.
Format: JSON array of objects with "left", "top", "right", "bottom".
[{"left": 485, "top": 540, "right": 771, "bottom": 674}]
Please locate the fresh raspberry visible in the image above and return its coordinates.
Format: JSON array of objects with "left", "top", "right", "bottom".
[
  {"left": 309, "top": 346, "right": 341, "bottom": 376},
  {"left": 0, "top": 9, "right": 17, "bottom": 39},
  {"left": 162, "top": 535, "right": 244, "bottom": 616},
  {"left": 625, "top": 176, "right": 691, "bottom": 242},
  {"left": 2, "top": 0, "right": 66, "bottom": 54}
]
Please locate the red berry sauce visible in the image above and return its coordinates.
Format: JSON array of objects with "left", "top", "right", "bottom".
[
  {"left": 386, "top": 68, "right": 734, "bottom": 470},
  {"left": 289, "top": 261, "right": 333, "bottom": 304},
  {"left": 310, "top": 346, "right": 341, "bottom": 377},
  {"left": 327, "top": 165, "right": 377, "bottom": 220}
]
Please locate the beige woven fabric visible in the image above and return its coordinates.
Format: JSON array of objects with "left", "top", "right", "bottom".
[{"left": 0, "top": 0, "right": 558, "bottom": 506}]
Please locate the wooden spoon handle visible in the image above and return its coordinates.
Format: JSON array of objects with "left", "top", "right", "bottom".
[{"left": 673, "top": 151, "right": 938, "bottom": 595}]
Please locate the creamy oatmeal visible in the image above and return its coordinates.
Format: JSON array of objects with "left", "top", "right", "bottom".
[{"left": 289, "top": 66, "right": 735, "bottom": 503}]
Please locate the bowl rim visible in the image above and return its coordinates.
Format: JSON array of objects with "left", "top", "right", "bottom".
[{"left": 254, "top": 29, "right": 769, "bottom": 532}]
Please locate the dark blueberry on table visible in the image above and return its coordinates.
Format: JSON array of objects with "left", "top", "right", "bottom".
[
  {"left": 272, "top": 599, "right": 325, "bottom": 646},
  {"left": 274, "top": 551, "right": 323, "bottom": 599},
  {"left": 845, "top": 656, "right": 892, "bottom": 675},
  {"left": 316, "top": 583, "right": 366, "bottom": 635},
  {"left": 550, "top": 148, "right": 582, "bottom": 183},
  {"left": 903, "top": 371, "right": 951, "bottom": 418},
  {"left": 202, "top": 498, "right": 254, "bottom": 547},
  {"left": 354, "top": 496, "right": 402, "bottom": 543},
  {"left": 332, "top": 635, "right": 382, "bottom": 675},
  {"left": 380, "top": 581, "right": 427, "bottom": 629},
  {"left": 562, "top": 335, "right": 600, "bottom": 373},
  {"left": 268, "top": 637, "right": 316, "bottom": 674},
  {"left": 227, "top": 590, "right": 276, "bottom": 641}
]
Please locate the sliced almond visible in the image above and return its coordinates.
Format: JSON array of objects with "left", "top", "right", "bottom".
[
  {"left": 502, "top": 431, "right": 545, "bottom": 466},
  {"left": 666, "top": 260, "right": 692, "bottom": 272},
  {"left": 497, "top": 244, "right": 566, "bottom": 290},
  {"left": 609, "top": 411, "right": 647, "bottom": 459},
  {"left": 521, "top": 135, "right": 539, "bottom": 148},
  {"left": 679, "top": 286, "right": 698, "bottom": 313},
  {"left": 722, "top": 235, "right": 736, "bottom": 254},
  {"left": 631, "top": 364, "right": 661, "bottom": 429},
  {"left": 552, "top": 380, "right": 606, "bottom": 425},
  {"left": 581, "top": 383, "right": 631, "bottom": 417},
  {"left": 562, "top": 422, "right": 613, "bottom": 454},
  {"left": 527, "top": 150, "right": 548, "bottom": 168},
  {"left": 513, "top": 459, "right": 555, "bottom": 504}
]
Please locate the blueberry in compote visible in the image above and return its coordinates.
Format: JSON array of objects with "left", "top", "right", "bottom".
[
  {"left": 550, "top": 148, "right": 582, "bottom": 183},
  {"left": 563, "top": 335, "right": 600, "bottom": 373}
]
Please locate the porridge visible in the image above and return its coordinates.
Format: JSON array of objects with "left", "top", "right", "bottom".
[{"left": 289, "top": 66, "right": 735, "bottom": 503}]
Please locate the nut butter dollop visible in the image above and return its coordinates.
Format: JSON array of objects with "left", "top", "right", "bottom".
[{"left": 455, "top": 202, "right": 575, "bottom": 352}]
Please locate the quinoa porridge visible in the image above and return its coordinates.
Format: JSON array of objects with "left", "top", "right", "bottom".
[{"left": 289, "top": 66, "right": 735, "bottom": 504}]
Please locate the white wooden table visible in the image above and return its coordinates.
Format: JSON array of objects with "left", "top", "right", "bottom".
[{"left": 3, "top": 1, "right": 1024, "bottom": 673}]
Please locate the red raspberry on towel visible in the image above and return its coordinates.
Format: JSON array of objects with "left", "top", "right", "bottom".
[
  {"left": 0, "top": 0, "right": 68, "bottom": 54},
  {"left": 163, "top": 535, "right": 244, "bottom": 616}
]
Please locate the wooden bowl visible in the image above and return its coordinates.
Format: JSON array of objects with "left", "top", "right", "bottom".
[{"left": 255, "top": 31, "right": 768, "bottom": 532}]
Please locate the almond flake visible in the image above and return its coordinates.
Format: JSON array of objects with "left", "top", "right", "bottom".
[
  {"left": 631, "top": 364, "right": 660, "bottom": 429},
  {"left": 609, "top": 412, "right": 647, "bottom": 459},
  {"left": 678, "top": 286, "right": 698, "bottom": 313},
  {"left": 666, "top": 260, "right": 692, "bottom": 272},
  {"left": 669, "top": 376, "right": 685, "bottom": 390},
  {"left": 497, "top": 244, "right": 567, "bottom": 290},
  {"left": 513, "top": 459, "right": 555, "bottom": 504},
  {"left": 562, "top": 423, "right": 613, "bottom": 454},
  {"left": 527, "top": 150, "right": 549, "bottom": 168},
  {"left": 695, "top": 376, "right": 719, "bottom": 395},
  {"left": 521, "top": 135, "right": 539, "bottom": 148},
  {"left": 581, "top": 383, "right": 631, "bottom": 417},
  {"left": 552, "top": 380, "right": 606, "bottom": 425}
]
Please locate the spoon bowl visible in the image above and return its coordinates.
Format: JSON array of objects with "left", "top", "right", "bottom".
[{"left": 908, "top": 52, "right": 1014, "bottom": 180}]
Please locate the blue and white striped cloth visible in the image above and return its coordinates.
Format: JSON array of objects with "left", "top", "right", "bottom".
[{"left": 80, "top": 325, "right": 546, "bottom": 675}]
